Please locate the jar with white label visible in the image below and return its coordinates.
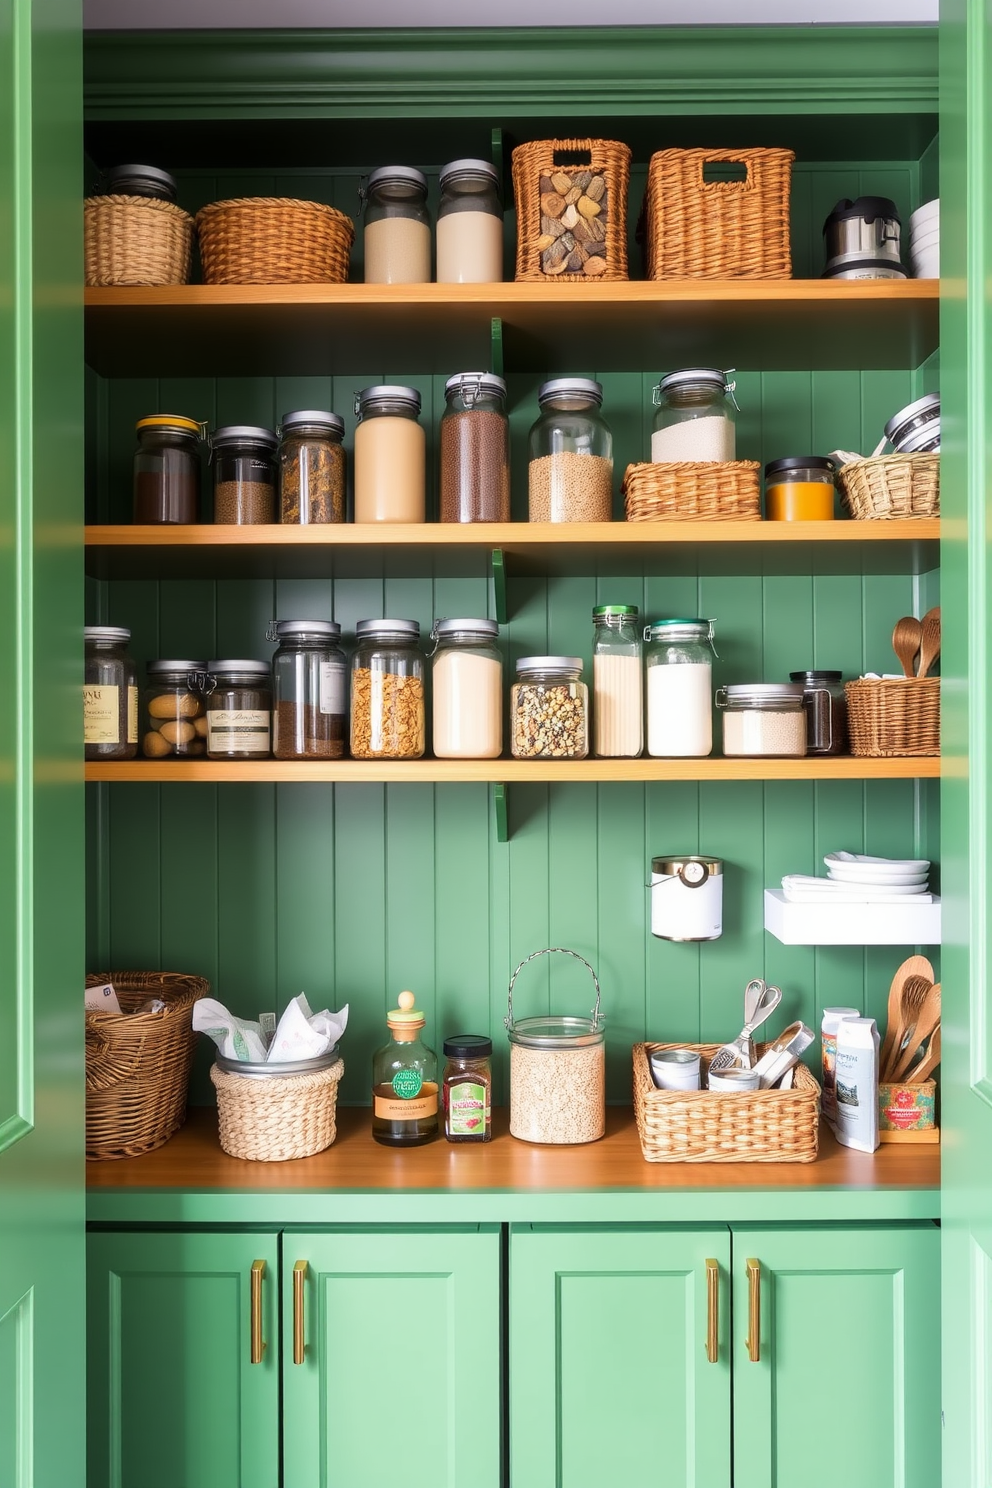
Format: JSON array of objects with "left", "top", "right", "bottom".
[
  {"left": 716, "top": 682, "right": 807, "bottom": 757},
  {"left": 268, "top": 620, "right": 346, "bottom": 760},
  {"left": 650, "top": 855, "right": 723, "bottom": 941},
  {"left": 431, "top": 618, "right": 502, "bottom": 759},
  {"left": 644, "top": 619, "right": 715, "bottom": 757},
  {"left": 201, "top": 661, "right": 272, "bottom": 759},
  {"left": 85, "top": 626, "right": 138, "bottom": 761}
]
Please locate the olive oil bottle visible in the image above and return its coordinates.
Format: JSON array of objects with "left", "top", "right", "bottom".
[{"left": 371, "top": 990, "right": 439, "bottom": 1146}]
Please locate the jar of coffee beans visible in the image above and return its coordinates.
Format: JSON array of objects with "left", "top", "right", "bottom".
[
  {"left": 528, "top": 379, "right": 613, "bottom": 523},
  {"left": 211, "top": 426, "right": 277, "bottom": 524},
  {"left": 350, "top": 619, "right": 425, "bottom": 760},
  {"left": 200, "top": 660, "right": 272, "bottom": 759},
  {"left": 133, "top": 415, "right": 203, "bottom": 524},
  {"left": 268, "top": 619, "right": 347, "bottom": 760},
  {"left": 439, "top": 373, "right": 510, "bottom": 523},
  {"left": 143, "top": 660, "right": 207, "bottom": 758},
  {"left": 84, "top": 626, "right": 138, "bottom": 761},
  {"left": 278, "top": 410, "right": 346, "bottom": 524},
  {"left": 511, "top": 655, "right": 589, "bottom": 759}
]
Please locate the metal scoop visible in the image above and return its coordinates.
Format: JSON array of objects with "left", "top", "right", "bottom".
[
  {"left": 708, "top": 979, "right": 783, "bottom": 1074},
  {"left": 753, "top": 1020, "right": 815, "bottom": 1088}
]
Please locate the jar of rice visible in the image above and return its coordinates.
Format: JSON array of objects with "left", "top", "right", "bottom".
[{"left": 505, "top": 947, "right": 606, "bottom": 1145}]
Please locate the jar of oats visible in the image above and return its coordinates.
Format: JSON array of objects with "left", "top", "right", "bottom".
[
  {"left": 505, "top": 947, "right": 606, "bottom": 1145},
  {"left": 350, "top": 619, "right": 426, "bottom": 760},
  {"left": 511, "top": 656, "right": 588, "bottom": 759}
]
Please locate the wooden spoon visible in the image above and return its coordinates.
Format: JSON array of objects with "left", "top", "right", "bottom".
[
  {"left": 907, "top": 1024, "right": 941, "bottom": 1083},
  {"left": 889, "top": 981, "right": 941, "bottom": 1084},
  {"left": 892, "top": 615, "right": 923, "bottom": 678},
  {"left": 884, "top": 975, "right": 933, "bottom": 1080},
  {"left": 879, "top": 955, "right": 934, "bottom": 1079},
  {"left": 917, "top": 606, "right": 941, "bottom": 679}
]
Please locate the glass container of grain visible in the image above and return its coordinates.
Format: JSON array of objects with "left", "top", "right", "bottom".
[
  {"left": 350, "top": 619, "right": 425, "bottom": 759},
  {"left": 361, "top": 166, "right": 431, "bottom": 285},
  {"left": 84, "top": 626, "right": 138, "bottom": 761},
  {"left": 211, "top": 426, "right": 277, "bottom": 524},
  {"left": 278, "top": 410, "right": 346, "bottom": 524},
  {"left": 651, "top": 369, "right": 736, "bottom": 462},
  {"left": 436, "top": 158, "right": 503, "bottom": 283},
  {"left": 439, "top": 372, "right": 510, "bottom": 523},
  {"left": 716, "top": 682, "right": 807, "bottom": 757},
  {"left": 143, "top": 659, "right": 207, "bottom": 759},
  {"left": 505, "top": 947, "right": 605, "bottom": 1145},
  {"left": 268, "top": 620, "right": 347, "bottom": 760},
  {"left": 354, "top": 385, "right": 426, "bottom": 523},
  {"left": 528, "top": 378, "right": 613, "bottom": 522},
  {"left": 431, "top": 617, "right": 502, "bottom": 759},
  {"left": 511, "top": 656, "right": 588, "bottom": 759},
  {"left": 592, "top": 605, "right": 642, "bottom": 758}
]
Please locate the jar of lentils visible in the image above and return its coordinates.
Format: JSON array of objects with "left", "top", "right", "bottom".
[
  {"left": 269, "top": 620, "right": 347, "bottom": 760},
  {"left": 278, "top": 410, "right": 346, "bottom": 524},
  {"left": 511, "top": 656, "right": 588, "bottom": 759},
  {"left": 143, "top": 660, "right": 207, "bottom": 759},
  {"left": 211, "top": 426, "right": 277, "bottom": 524},
  {"left": 505, "top": 948, "right": 606, "bottom": 1145},
  {"left": 528, "top": 379, "right": 613, "bottom": 523},
  {"left": 716, "top": 682, "right": 807, "bottom": 757},
  {"left": 84, "top": 626, "right": 138, "bottom": 761},
  {"left": 439, "top": 372, "right": 510, "bottom": 523},
  {"left": 201, "top": 661, "right": 272, "bottom": 759},
  {"left": 350, "top": 619, "right": 425, "bottom": 760},
  {"left": 361, "top": 166, "right": 431, "bottom": 285}
]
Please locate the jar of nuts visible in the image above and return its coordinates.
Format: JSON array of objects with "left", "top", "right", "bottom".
[
  {"left": 505, "top": 947, "right": 606, "bottom": 1145},
  {"left": 511, "top": 656, "right": 589, "bottom": 760},
  {"left": 350, "top": 619, "right": 425, "bottom": 760},
  {"left": 143, "top": 660, "right": 208, "bottom": 759},
  {"left": 528, "top": 378, "right": 613, "bottom": 523}
]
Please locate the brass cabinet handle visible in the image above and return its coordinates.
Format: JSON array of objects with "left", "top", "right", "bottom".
[
  {"left": 250, "top": 1260, "right": 266, "bottom": 1364},
  {"left": 746, "top": 1258, "right": 761, "bottom": 1362},
  {"left": 705, "top": 1258, "right": 719, "bottom": 1363},
  {"left": 293, "top": 1260, "right": 308, "bottom": 1365}
]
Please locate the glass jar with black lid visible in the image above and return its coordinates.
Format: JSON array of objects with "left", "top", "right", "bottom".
[
  {"left": 268, "top": 620, "right": 347, "bottom": 761},
  {"left": 789, "top": 670, "right": 848, "bottom": 756},
  {"left": 97, "top": 164, "right": 178, "bottom": 201},
  {"left": 133, "top": 415, "right": 203, "bottom": 524},
  {"left": 84, "top": 627, "right": 138, "bottom": 761},
  {"left": 211, "top": 426, "right": 277, "bottom": 525}
]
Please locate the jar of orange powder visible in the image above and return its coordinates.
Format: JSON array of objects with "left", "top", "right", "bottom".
[{"left": 764, "top": 457, "right": 836, "bottom": 521}]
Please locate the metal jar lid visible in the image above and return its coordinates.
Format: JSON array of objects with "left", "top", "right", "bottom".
[
  {"left": 443, "top": 372, "right": 507, "bottom": 402},
  {"left": 136, "top": 414, "right": 203, "bottom": 438},
  {"left": 278, "top": 410, "right": 345, "bottom": 440},
  {"left": 789, "top": 669, "right": 842, "bottom": 684},
  {"left": 211, "top": 425, "right": 278, "bottom": 451},
  {"left": 267, "top": 619, "right": 342, "bottom": 641},
  {"left": 537, "top": 377, "right": 603, "bottom": 408},
  {"left": 515, "top": 655, "right": 583, "bottom": 675},
  {"left": 434, "top": 617, "right": 499, "bottom": 639},
  {"left": 215, "top": 1050, "right": 341, "bottom": 1078},
  {"left": 897, "top": 425, "right": 941, "bottom": 454},
  {"left": 101, "top": 163, "right": 177, "bottom": 201},
  {"left": 355, "top": 618, "right": 421, "bottom": 640},
  {"left": 652, "top": 855, "right": 723, "bottom": 882},
  {"left": 658, "top": 368, "right": 728, "bottom": 395},
  {"left": 355, "top": 385, "right": 421, "bottom": 418},
  {"left": 504, "top": 947, "right": 605, "bottom": 1048},
  {"left": 364, "top": 165, "right": 428, "bottom": 196},
  {"left": 719, "top": 682, "right": 805, "bottom": 704},
  {"left": 885, "top": 393, "right": 940, "bottom": 445},
  {"left": 593, "top": 604, "right": 639, "bottom": 619},
  {"left": 206, "top": 659, "right": 271, "bottom": 677},
  {"left": 85, "top": 626, "right": 131, "bottom": 644},
  {"left": 147, "top": 658, "right": 207, "bottom": 675},
  {"left": 439, "top": 159, "right": 500, "bottom": 189},
  {"left": 764, "top": 456, "right": 835, "bottom": 478}
]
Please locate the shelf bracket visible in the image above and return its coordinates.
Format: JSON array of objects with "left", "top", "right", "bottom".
[
  {"left": 491, "top": 547, "right": 507, "bottom": 626},
  {"left": 490, "top": 316, "right": 504, "bottom": 378},
  {"left": 492, "top": 782, "right": 509, "bottom": 844}
]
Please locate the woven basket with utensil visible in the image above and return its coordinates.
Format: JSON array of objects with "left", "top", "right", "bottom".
[
  {"left": 838, "top": 452, "right": 939, "bottom": 519},
  {"left": 623, "top": 460, "right": 761, "bottom": 521},
  {"left": 196, "top": 197, "right": 355, "bottom": 284},
  {"left": 642, "top": 147, "right": 794, "bottom": 280},
  {"left": 84, "top": 195, "right": 194, "bottom": 287}
]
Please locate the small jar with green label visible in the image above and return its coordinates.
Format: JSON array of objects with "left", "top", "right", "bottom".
[
  {"left": 442, "top": 1035, "right": 493, "bottom": 1143},
  {"left": 371, "top": 991, "right": 438, "bottom": 1147}
]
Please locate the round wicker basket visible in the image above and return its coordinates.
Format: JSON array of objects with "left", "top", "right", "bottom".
[
  {"left": 838, "top": 452, "right": 939, "bottom": 519},
  {"left": 84, "top": 195, "right": 194, "bottom": 287},
  {"left": 211, "top": 1057, "right": 344, "bottom": 1161},
  {"left": 195, "top": 196, "right": 355, "bottom": 285}
]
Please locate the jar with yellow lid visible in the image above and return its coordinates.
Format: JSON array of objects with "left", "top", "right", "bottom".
[
  {"left": 371, "top": 991, "right": 439, "bottom": 1146},
  {"left": 764, "top": 457, "right": 836, "bottom": 521},
  {"left": 133, "top": 414, "right": 204, "bottom": 523}
]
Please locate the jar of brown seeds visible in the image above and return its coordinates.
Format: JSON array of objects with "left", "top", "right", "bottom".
[{"left": 278, "top": 410, "right": 346, "bottom": 525}]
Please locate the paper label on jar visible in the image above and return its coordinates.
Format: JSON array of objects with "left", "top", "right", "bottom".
[
  {"left": 84, "top": 684, "right": 120, "bottom": 745},
  {"left": 319, "top": 661, "right": 346, "bottom": 716},
  {"left": 207, "top": 709, "right": 271, "bottom": 752},
  {"left": 127, "top": 685, "right": 138, "bottom": 743},
  {"left": 447, "top": 1081, "right": 488, "bottom": 1136},
  {"left": 373, "top": 1085, "right": 439, "bottom": 1121}
]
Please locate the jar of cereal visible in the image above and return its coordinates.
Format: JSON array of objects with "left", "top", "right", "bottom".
[
  {"left": 505, "top": 948, "right": 605, "bottom": 1145},
  {"left": 511, "top": 656, "right": 588, "bottom": 759}
]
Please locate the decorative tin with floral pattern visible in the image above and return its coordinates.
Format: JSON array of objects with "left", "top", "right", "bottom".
[{"left": 879, "top": 1079, "right": 936, "bottom": 1134}]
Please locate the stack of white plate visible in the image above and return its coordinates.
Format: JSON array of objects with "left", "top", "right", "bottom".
[
  {"left": 909, "top": 200, "right": 939, "bottom": 279},
  {"left": 825, "top": 851, "right": 931, "bottom": 897}
]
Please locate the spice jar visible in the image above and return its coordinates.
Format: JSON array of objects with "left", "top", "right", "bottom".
[
  {"left": 353, "top": 386, "right": 425, "bottom": 523},
  {"left": 133, "top": 415, "right": 203, "bottom": 524},
  {"left": 268, "top": 620, "right": 347, "bottom": 761},
  {"left": 644, "top": 619, "right": 715, "bottom": 758},
  {"left": 505, "top": 947, "right": 605, "bottom": 1145},
  {"left": 765, "top": 457, "right": 836, "bottom": 521},
  {"left": 439, "top": 372, "right": 510, "bottom": 523},
  {"left": 651, "top": 369, "right": 736, "bottom": 462},
  {"left": 372, "top": 990, "right": 438, "bottom": 1146},
  {"left": 528, "top": 379, "right": 613, "bottom": 523},
  {"left": 436, "top": 159, "right": 503, "bottom": 284},
  {"left": 350, "top": 619, "right": 425, "bottom": 760},
  {"left": 789, "top": 669, "right": 848, "bottom": 756},
  {"left": 84, "top": 626, "right": 138, "bottom": 761},
  {"left": 592, "top": 605, "right": 642, "bottom": 758},
  {"left": 200, "top": 660, "right": 272, "bottom": 759},
  {"left": 143, "top": 660, "right": 207, "bottom": 759},
  {"left": 442, "top": 1035, "right": 493, "bottom": 1142},
  {"left": 278, "top": 410, "right": 346, "bottom": 525},
  {"left": 361, "top": 166, "right": 431, "bottom": 285},
  {"left": 716, "top": 682, "right": 807, "bottom": 757},
  {"left": 511, "top": 656, "right": 589, "bottom": 759},
  {"left": 211, "top": 426, "right": 277, "bottom": 524},
  {"left": 431, "top": 618, "right": 502, "bottom": 759}
]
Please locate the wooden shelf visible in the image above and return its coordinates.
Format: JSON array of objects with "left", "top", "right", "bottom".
[
  {"left": 84, "top": 280, "right": 940, "bottom": 377},
  {"left": 85, "top": 519, "right": 941, "bottom": 581},
  {"left": 85, "top": 756, "right": 941, "bottom": 784}
]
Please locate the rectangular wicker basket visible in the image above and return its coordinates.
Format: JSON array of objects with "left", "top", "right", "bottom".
[
  {"left": 844, "top": 677, "right": 940, "bottom": 757},
  {"left": 623, "top": 460, "right": 761, "bottom": 521},
  {"left": 633, "top": 1042, "right": 820, "bottom": 1163},
  {"left": 642, "top": 147, "right": 794, "bottom": 280},
  {"left": 838, "top": 453, "right": 939, "bottom": 520},
  {"left": 512, "top": 137, "right": 632, "bottom": 283}
]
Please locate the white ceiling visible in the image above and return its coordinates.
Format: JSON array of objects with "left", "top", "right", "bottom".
[{"left": 83, "top": 0, "right": 937, "bottom": 27}]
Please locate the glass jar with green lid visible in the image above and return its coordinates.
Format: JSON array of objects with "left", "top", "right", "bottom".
[
  {"left": 592, "top": 604, "right": 642, "bottom": 757},
  {"left": 644, "top": 619, "right": 715, "bottom": 758},
  {"left": 372, "top": 990, "right": 438, "bottom": 1146}
]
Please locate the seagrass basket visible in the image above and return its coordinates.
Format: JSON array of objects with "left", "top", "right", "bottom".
[
  {"left": 633, "top": 1042, "right": 820, "bottom": 1163},
  {"left": 195, "top": 197, "right": 355, "bottom": 284},
  {"left": 210, "top": 1056, "right": 344, "bottom": 1162},
  {"left": 838, "top": 453, "right": 939, "bottom": 520},
  {"left": 511, "top": 137, "right": 631, "bottom": 282},
  {"left": 845, "top": 677, "right": 940, "bottom": 757},
  {"left": 84, "top": 195, "right": 194, "bottom": 287},
  {"left": 642, "top": 147, "right": 794, "bottom": 280},
  {"left": 85, "top": 971, "right": 208, "bottom": 1159},
  {"left": 623, "top": 461, "right": 761, "bottom": 521}
]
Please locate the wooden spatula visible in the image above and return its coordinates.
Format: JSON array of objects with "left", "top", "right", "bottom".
[
  {"left": 889, "top": 981, "right": 941, "bottom": 1084},
  {"left": 907, "top": 1024, "right": 941, "bottom": 1083}
]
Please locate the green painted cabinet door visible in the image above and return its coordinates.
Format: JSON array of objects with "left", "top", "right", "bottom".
[
  {"left": 732, "top": 1224, "right": 940, "bottom": 1488},
  {"left": 282, "top": 1225, "right": 501, "bottom": 1488},
  {"left": 87, "top": 1231, "right": 280, "bottom": 1488},
  {"left": 509, "top": 1225, "right": 732, "bottom": 1488},
  {"left": 0, "top": 1, "right": 84, "bottom": 1486}
]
